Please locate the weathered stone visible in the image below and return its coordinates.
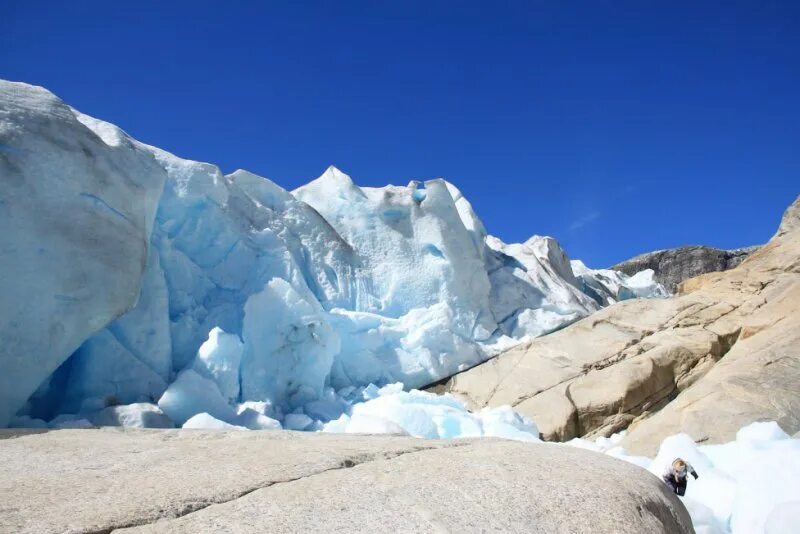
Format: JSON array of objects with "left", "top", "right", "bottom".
[
  {"left": 443, "top": 296, "right": 714, "bottom": 441},
  {"left": 613, "top": 245, "right": 759, "bottom": 293},
  {"left": 0, "top": 428, "right": 694, "bottom": 534},
  {"left": 622, "top": 272, "right": 800, "bottom": 455},
  {"left": 442, "top": 196, "right": 800, "bottom": 452},
  {"left": 775, "top": 193, "right": 800, "bottom": 238}
]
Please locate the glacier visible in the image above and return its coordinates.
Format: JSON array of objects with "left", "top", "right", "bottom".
[
  {"left": 12, "top": 78, "right": 786, "bottom": 534},
  {"left": 0, "top": 80, "right": 667, "bottom": 429}
]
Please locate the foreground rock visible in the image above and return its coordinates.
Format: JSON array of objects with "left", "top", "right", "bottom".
[
  {"left": 442, "top": 196, "right": 800, "bottom": 453},
  {"left": 612, "top": 245, "right": 759, "bottom": 293},
  {"left": 0, "top": 429, "right": 692, "bottom": 534}
]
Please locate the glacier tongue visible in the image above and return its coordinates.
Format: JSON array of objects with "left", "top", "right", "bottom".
[{"left": 0, "top": 80, "right": 667, "bottom": 429}]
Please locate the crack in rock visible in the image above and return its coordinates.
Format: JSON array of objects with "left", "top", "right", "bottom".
[{"left": 91, "top": 442, "right": 470, "bottom": 534}]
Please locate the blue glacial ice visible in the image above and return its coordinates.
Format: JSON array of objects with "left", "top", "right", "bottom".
[
  {"left": 323, "top": 383, "right": 541, "bottom": 441},
  {"left": 0, "top": 81, "right": 166, "bottom": 426},
  {"left": 0, "top": 80, "right": 667, "bottom": 429}
]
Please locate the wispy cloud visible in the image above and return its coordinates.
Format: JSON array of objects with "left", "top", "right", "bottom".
[
  {"left": 568, "top": 211, "right": 601, "bottom": 232},
  {"left": 564, "top": 185, "right": 631, "bottom": 233}
]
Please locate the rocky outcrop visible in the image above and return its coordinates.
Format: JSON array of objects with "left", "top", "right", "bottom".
[
  {"left": 0, "top": 428, "right": 693, "bottom": 534},
  {"left": 775, "top": 195, "right": 800, "bottom": 239},
  {"left": 621, "top": 207, "right": 800, "bottom": 455},
  {"left": 612, "top": 245, "right": 759, "bottom": 293},
  {"left": 441, "top": 196, "right": 800, "bottom": 453}
]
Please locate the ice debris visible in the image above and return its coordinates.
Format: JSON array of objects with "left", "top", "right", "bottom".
[
  {"left": 323, "top": 383, "right": 540, "bottom": 441},
  {"left": 567, "top": 421, "right": 800, "bottom": 534},
  {"left": 183, "top": 412, "right": 247, "bottom": 430},
  {"left": 89, "top": 403, "right": 174, "bottom": 428}
]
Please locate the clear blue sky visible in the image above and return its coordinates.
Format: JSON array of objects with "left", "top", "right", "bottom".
[{"left": 2, "top": 1, "right": 798, "bottom": 266}]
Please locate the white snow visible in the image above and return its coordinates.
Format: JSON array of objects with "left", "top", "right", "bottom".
[
  {"left": 0, "top": 81, "right": 166, "bottom": 427},
  {"left": 764, "top": 502, "right": 800, "bottom": 534},
  {"left": 485, "top": 235, "right": 601, "bottom": 338},
  {"left": 241, "top": 278, "right": 340, "bottom": 410},
  {"left": 625, "top": 269, "right": 667, "bottom": 297},
  {"left": 568, "top": 421, "right": 800, "bottom": 534},
  {"left": 233, "top": 406, "right": 282, "bottom": 430},
  {"left": 293, "top": 172, "right": 499, "bottom": 389},
  {"left": 284, "top": 413, "right": 315, "bottom": 431},
  {"left": 46, "top": 413, "right": 95, "bottom": 429}
]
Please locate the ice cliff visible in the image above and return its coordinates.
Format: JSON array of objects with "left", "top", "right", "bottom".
[{"left": 0, "top": 80, "right": 666, "bottom": 428}]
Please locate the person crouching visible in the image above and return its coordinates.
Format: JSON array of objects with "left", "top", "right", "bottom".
[{"left": 663, "top": 458, "right": 698, "bottom": 496}]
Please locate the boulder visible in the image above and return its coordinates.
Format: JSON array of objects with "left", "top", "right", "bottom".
[
  {"left": 442, "top": 196, "right": 800, "bottom": 451},
  {"left": 0, "top": 428, "right": 693, "bottom": 533}
]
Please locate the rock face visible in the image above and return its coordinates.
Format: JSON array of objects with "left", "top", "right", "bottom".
[
  {"left": 442, "top": 196, "right": 800, "bottom": 454},
  {"left": 621, "top": 209, "right": 800, "bottom": 455},
  {"left": 612, "top": 245, "right": 759, "bottom": 293},
  {"left": 0, "top": 429, "right": 693, "bottom": 534}
]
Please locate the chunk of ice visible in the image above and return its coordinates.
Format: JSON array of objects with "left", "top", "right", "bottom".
[
  {"left": 158, "top": 369, "right": 237, "bottom": 426},
  {"left": 183, "top": 412, "right": 247, "bottom": 430}
]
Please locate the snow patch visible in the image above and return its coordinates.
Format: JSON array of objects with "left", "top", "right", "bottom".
[{"left": 568, "top": 421, "right": 800, "bottom": 534}]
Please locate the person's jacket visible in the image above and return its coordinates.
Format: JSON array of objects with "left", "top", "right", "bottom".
[{"left": 662, "top": 462, "right": 698, "bottom": 482}]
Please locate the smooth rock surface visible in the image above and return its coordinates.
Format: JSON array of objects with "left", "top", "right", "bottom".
[
  {"left": 0, "top": 428, "right": 693, "bottom": 534},
  {"left": 612, "top": 245, "right": 759, "bottom": 293},
  {"left": 621, "top": 223, "right": 800, "bottom": 454},
  {"left": 442, "top": 196, "right": 800, "bottom": 451}
]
